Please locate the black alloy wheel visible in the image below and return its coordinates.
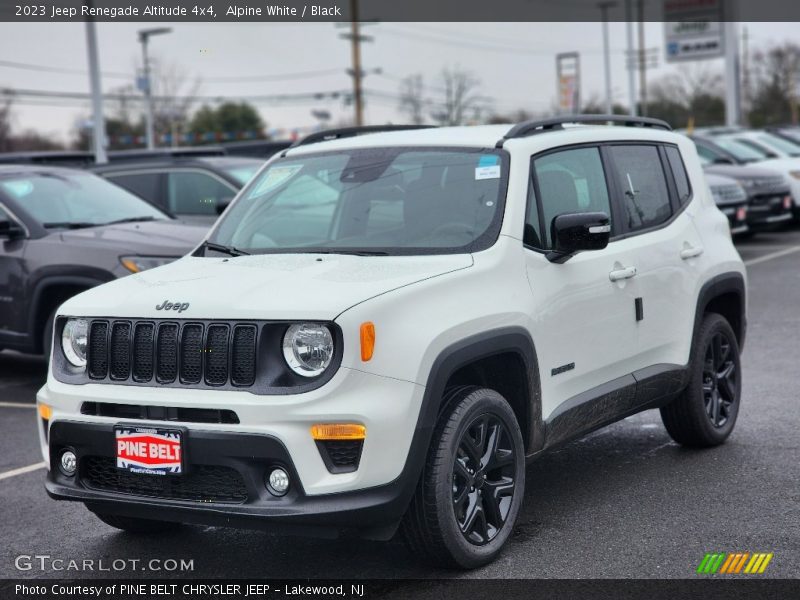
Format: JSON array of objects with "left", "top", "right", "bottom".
[{"left": 452, "top": 413, "right": 517, "bottom": 545}]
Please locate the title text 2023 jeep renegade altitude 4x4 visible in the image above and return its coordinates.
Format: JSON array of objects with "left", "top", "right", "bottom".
[{"left": 39, "top": 116, "right": 746, "bottom": 569}]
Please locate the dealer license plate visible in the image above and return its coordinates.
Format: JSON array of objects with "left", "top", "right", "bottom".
[{"left": 115, "top": 426, "right": 183, "bottom": 475}]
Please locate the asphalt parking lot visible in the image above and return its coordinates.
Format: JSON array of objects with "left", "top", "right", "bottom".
[{"left": 1, "top": 228, "right": 798, "bottom": 586}]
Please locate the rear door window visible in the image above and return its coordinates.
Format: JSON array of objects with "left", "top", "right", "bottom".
[
  {"left": 607, "top": 145, "right": 672, "bottom": 232},
  {"left": 166, "top": 171, "right": 238, "bottom": 216},
  {"left": 105, "top": 172, "right": 162, "bottom": 206}
]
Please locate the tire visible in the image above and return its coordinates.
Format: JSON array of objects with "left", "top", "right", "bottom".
[
  {"left": 91, "top": 511, "right": 182, "bottom": 534},
  {"left": 401, "top": 387, "right": 525, "bottom": 569},
  {"left": 660, "top": 313, "right": 742, "bottom": 447}
]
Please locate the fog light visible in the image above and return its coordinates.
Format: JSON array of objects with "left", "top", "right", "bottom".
[
  {"left": 59, "top": 450, "right": 77, "bottom": 477},
  {"left": 267, "top": 468, "right": 290, "bottom": 496}
]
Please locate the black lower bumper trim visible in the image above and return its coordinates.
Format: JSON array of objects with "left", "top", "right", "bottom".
[{"left": 46, "top": 421, "right": 418, "bottom": 540}]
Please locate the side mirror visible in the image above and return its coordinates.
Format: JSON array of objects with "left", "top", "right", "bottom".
[
  {"left": 547, "top": 212, "right": 610, "bottom": 264},
  {"left": 216, "top": 196, "right": 234, "bottom": 216},
  {"left": 0, "top": 218, "right": 25, "bottom": 240}
]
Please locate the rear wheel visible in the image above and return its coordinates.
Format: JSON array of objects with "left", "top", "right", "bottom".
[
  {"left": 660, "top": 313, "right": 741, "bottom": 447},
  {"left": 90, "top": 510, "right": 182, "bottom": 534},
  {"left": 402, "top": 387, "right": 525, "bottom": 569}
]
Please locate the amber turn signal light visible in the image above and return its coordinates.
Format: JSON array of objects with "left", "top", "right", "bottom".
[
  {"left": 38, "top": 402, "right": 52, "bottom": 421},
  {"left": 360, "top": 322, "right": 375, "bottom": 362},
  {"left": 311, "top": 424, "right": 366, "bottom": 441}
]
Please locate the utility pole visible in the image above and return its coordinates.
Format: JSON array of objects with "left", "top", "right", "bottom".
[
  {"left": 625, "top": 0, "right": 636, "bottom": 115},
  {"left": 349, "top": 0, "right": 364, "bottom": 126},
  {"left": 637, "top": 0, "right": 647, "bottom": 116},
  {"left": 598, "top": 2, "right": 616, "bottom": 115},
  {"left": 138, "top": 27, "right": 172, "bottom": 150},
  {"left": 84, "top": 13, "right": 107, "bottom": 164},
  {"left": 723, "top": 21, "right": 740, "bottom": 126},
  {"left": 741, "top": 25, "right": 750, "bottom": 121}
]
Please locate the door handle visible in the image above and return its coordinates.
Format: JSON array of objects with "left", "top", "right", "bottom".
[
  {"left": 609, "top": 266, "right": 638, "bottom": 281},
  {"left": 680, "top": 246, "right": 704, "bottom": 260}
]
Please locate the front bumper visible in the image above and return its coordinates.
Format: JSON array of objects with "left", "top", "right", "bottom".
[{"left": 45, "top": 421, "right": 415, "bottom": 539}]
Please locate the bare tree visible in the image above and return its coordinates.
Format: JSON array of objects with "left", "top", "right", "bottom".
[
  {"left": 398, "top": 74, "right": 426, "bottom": 124},
  {"left": 430, "top": 67, "right": 489, "bottom": 126},
  {"left": 748, "top": 42, "right": 800, "bottom": 126},
  {"left": 148, "top": 57, "right": 202, "bottom": 143}
]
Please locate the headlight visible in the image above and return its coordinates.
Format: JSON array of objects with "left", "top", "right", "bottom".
[
  {"left": 282, "top": 324, "right": 334, "bottom": 377},
  {"left": 61, "top": 319, "right": 88, "bottom": 368},
  {"left": 120, "top": 256, "right": 177, "bottom": 273}
]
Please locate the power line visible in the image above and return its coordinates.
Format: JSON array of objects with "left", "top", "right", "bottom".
[{"left": 0, "top": 59, "right": 345, "bottom": 85}]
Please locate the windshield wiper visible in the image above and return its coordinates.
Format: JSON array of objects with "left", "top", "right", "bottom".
[
  {"left": 103, "top": 216, "right": 160, "bottom": 225},
  {"left": 200, "top": 241, "right": 250, "bottom": 257},
  {"left": 42, "top": 221, "right": 97, "bottom": 229}
]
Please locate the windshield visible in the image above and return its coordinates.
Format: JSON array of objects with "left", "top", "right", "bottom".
[
  {"left": 714, "top": 138, "right": 769, "bottom": 162},
  {"left": 219, "top": 160, "right": 264, "bottom": 185},
  {"left": 207, "top": 147, "right": 508, "bottom": 255},
  {"left": 0, "top": 171, "right": 168, "bottom": 228},
  {"left": 754, "top": 133, "right": 800, "bottom": 156}
]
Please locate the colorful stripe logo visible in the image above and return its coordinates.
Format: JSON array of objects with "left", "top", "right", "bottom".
[{"left": 697, "top": 552, "right": 774, "bottom": 574}]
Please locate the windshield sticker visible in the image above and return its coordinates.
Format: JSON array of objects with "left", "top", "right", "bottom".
[
  {"left": 477, "top": 155, "right": 499, "bottom": 168},
  {"left": 248, "top": 164, "right": 302, "bottom": 197},
  {"left": 475, "top": 165, "right": 501, "bottom": 180}
]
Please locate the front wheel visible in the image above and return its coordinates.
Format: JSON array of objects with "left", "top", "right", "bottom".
[
  {"left": 402, "top": 387, "right": 525, "bottom": 569},
  {"left": 660, "top": 313, "right": 742, "bottom": 447}
]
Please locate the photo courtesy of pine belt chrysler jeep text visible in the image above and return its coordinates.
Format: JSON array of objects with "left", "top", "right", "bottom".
[{"left": 38, "top": 116, "right": 747, "bottom": 569}]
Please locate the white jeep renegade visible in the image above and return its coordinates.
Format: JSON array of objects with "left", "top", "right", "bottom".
[{"left": 39, "top": 116, "right": 746, "bottom": 569}]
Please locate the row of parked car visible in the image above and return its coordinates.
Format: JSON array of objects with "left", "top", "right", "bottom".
[
  {"left": 687, "top": 126, "right": 800, "bottom": 235},
  {"left": 0, "top": 127, "right": 798, "bottom": 359}
]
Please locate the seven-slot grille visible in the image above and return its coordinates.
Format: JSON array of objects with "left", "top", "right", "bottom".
[{"left": 87, "top": 320, "right": 257, "bottom": 388}]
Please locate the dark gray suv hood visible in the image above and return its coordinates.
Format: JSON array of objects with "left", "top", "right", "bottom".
[{"left": 57, "top": 220, "right": 207, "bottom": 255}]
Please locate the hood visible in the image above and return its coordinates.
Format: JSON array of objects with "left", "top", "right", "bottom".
[
  {"left": 704, "top": 164, "right": 786, "bottom": 180},
  {"left": 746, "top": 157, "right": 800, "bottom": 174},
  {"left": 60, "top": 252, "right": 474, "bottom": 321},
  {"left": 58, "top": 220, "right": 207, "bottom": 256}
]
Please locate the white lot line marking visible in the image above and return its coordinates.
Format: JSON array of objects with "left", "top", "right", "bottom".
[
  {"left": 0, "top": 401, "right": 35, "bottom": 409},
  {"left": 744, "top": 245, "right": 800, "bottom": 267},
  {"left": 0, "top": 461, "right": 46, "bottom": 482}
]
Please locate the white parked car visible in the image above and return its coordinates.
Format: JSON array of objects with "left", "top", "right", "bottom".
[{"left": 39, "top": 117, "right": 747, "bottom": 568}]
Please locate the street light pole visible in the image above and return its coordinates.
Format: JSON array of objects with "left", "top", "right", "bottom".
[
  {"left": 598, "top": 2, "right": 616, "bottom": 115},
  {"left": 84, "top": 16, "right": 107, "bottom": 164},
  {"left": 138, "top": 27, "right": 172, "bottom": 150}
]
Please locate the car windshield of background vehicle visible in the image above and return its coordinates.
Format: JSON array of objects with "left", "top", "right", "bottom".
[
  {"left": 714, "top": 138, "right": 770, "bottom": 162},
  {"left": 221, "top": 162, "right": 264, "bottom": 185},
  {"left": 208, "top": 147, "right": 507, "bottom": 255},
  {"left": 0, "top": 172, "right": 168, "bottom": 229},
  {"left": 756, "top": 133, "right": 800, "bottom": 156}
]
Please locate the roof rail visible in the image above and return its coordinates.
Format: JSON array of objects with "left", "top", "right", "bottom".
[
  {"left": 107, "top": 146, "right": 227, "bottom": 162},
  {"left": 292, "top": 125, "right": 436, "bottom": 148},
  {"left": 497, "top": 114, "right": 671, "bottom": 147}
]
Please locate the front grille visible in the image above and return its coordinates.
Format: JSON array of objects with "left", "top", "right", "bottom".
[
  {"left": 711, "top": 184, "right": 747, "bottom": 204},
  {"left": 82, "top": 456, "right": 248, "bottom": 503},
  {"left": 132, "top": 323, "right": 155, "bottom": 382},
  {"left": 87, "top": 322, "right": 109, "bottom": 379},
  {"left": 316, "top": 440, "right": 364, "bottom": 474},
  {"left": 87, "top": 319, "right": 258, "bottom": 388},
  {"left": 109, "top": 322, "right": 131, "bottom": 380}
]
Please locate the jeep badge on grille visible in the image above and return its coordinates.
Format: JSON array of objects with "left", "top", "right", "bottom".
[{"left": 155, "top": 300, "right": 190, "bottom": 313}]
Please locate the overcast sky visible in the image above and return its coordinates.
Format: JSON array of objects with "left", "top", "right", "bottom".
[{"left": 0, "top": 21, "right": 797, "bottom": 144}]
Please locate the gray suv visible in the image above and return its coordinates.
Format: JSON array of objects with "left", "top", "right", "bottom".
[{"left": 0, "top": 165, "right": 206, "bottom": 356}]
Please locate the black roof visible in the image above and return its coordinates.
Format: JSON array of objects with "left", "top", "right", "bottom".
[{"left": 106, "top": 146, "right": 227, "bottom": 162}]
